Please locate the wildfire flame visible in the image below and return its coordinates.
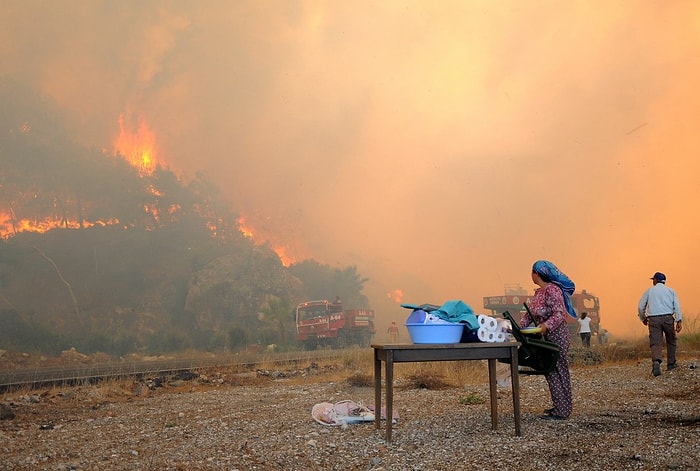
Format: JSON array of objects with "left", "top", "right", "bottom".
[
  {"left": 387, "top": 289, "right": 403, "bottom": 303},
  {"left": 237, "top": 215, "right": 296, "bottom": 267},
  {"left": 114, "top": 114, "right": 158, "bottom": 175}
]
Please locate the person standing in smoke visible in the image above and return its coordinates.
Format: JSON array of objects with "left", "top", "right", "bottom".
[
  {"left": 387, "top": 321, "right": 399, "bottom": 343},
  {"left": 577, "top": 312, "right": 592, "bottom": 348},
  {"left": 522, "top": 260, "right": 576, "bottom": 420}
]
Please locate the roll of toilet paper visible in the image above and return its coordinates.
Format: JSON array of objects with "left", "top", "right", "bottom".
[
  {"left": 477, "top": 326, "right": 497, "bottom": 342},
  {"left": 495, "top": 331, "right": 507, "bottom": 343},
  {"left": 477, "top": 315, "right": 498, "bottom": 331}
]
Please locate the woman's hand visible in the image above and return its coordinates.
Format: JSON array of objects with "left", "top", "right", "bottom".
[{"left": 539, "top": 323, "right": 548, "bottom": 334}]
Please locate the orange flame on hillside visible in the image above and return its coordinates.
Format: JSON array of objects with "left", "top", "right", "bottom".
[
  {"left": 114, "top": 114, "right": 158, "bottom": 175},
  {"left": 0, "top": 210, "right": 122, "bottom": 239},
  {"left": 237, "top": 215, "right": 296, "bottom": 267},
  {"left": 1, "top": 113, "right": 158, "bottom": 238}
]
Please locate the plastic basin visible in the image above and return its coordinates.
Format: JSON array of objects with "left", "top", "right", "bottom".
[{"left": 405, "top": 323, "right": 465, "bottom": 344}]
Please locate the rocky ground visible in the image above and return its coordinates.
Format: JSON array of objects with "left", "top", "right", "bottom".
[{"left": 0, "top": 349, "right": 699, "bottom": 471}]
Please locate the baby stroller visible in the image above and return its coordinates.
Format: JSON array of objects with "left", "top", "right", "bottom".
[{"left": 499, "top": 308, "right": 560, "bottom": 375}]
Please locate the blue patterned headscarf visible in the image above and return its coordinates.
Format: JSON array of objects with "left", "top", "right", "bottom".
[{"left": 533, "top": 260, "right": 577, "bottom": 318}]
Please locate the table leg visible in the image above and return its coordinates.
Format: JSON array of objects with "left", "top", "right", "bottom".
[
  {"left": 487, "top": 358, "right": 498, "bottom": 430},
  {"left": 385, "top": 350, "right": 394, "bottom": 443},
  {"left": 510, "top": 345, "right": 521, "bottom": 436},
  {"left": 374, "top": 350, "right": 381, "bottom": 430}
]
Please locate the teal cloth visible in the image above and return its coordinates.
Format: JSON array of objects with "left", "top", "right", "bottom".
[
  {"left": 432, "top": 300, "right": 478, "bottom": 330},
  {"left": 401, "top": 300, "right": 478, "bottom": 331}
]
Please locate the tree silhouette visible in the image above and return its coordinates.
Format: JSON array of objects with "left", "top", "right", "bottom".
[{"left": 258, "top": 295, "right": 294, "bottom": 347}]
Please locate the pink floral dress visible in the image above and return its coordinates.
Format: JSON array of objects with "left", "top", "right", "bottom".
[{"left": 522, "top": 283, "right": 573, "bottom": 418}]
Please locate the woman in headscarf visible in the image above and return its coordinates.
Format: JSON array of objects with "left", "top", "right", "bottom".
[{"left": 522, "top": 260, "right": 575, "bottom": 420}]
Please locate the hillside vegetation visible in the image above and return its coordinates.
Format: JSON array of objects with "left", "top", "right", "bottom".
[{"left": 0, "top": 79, "right": 369, "bottom": 356}]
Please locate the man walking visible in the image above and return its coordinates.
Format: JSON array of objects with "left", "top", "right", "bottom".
[{"left": 638, "top": 272, "right": 683, "bottom": 376}]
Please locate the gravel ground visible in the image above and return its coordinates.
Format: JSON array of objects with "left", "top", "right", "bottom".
[{"left": 1, "top": 354, "right": 699, "bottom": 470}]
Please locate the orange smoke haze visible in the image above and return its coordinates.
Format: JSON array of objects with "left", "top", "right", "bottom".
[{"left": 2, "top": 2, "right": 700, "bottom": 338}]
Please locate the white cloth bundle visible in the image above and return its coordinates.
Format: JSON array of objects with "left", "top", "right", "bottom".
[{"left": 424, "top": 313, "right": 452, "bottom": 325}]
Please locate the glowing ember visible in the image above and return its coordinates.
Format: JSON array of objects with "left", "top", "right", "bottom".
[{"left": 114, "top": 114, "right": 158, "bottom": 175}]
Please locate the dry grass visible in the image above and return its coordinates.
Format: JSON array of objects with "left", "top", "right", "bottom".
[
  {"left": 4, "top": 329, "right": 699, "bottom": 399},
  {"left": 319, "top": 334, "right": 700, "bottom": 392},
  {"left": 344, "top": 371, "right": 374, "bottom": 387},
  {"left": 680, "top": 317, "right": 700, "bottom": 349},
  {"left": 241, "top": 336, "right": 697, "bottom": 392}
]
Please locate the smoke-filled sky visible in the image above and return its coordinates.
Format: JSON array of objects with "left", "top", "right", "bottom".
[{"left": 2, "top": 1, "right": 700, "bottom": 337}]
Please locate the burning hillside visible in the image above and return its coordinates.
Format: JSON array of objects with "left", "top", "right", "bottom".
[
  {"left": 1, "top": 109, "right": 296, "bottom": 268},
  {"left": 0, "top": 112, "right": 160, "bottom": 238}
]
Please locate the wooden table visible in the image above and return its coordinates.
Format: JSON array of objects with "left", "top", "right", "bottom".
[{"left": 372, "top": 342, "right": 521, "bottom": 443}]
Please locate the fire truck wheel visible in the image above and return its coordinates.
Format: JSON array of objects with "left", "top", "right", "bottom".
[
  {"left": 335, "top": 332, "right": 348, "bottom": 349},
  {"left": 359, "top": 332, "right": 372, "bottom": 348}
]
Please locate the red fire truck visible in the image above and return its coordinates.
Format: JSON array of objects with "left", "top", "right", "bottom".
[
  {"left": 483, "top": 284, "right": 601, "bottom": 337},
  {"left": 295, "top": 299, "right": 375, "bottom": 349}
]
